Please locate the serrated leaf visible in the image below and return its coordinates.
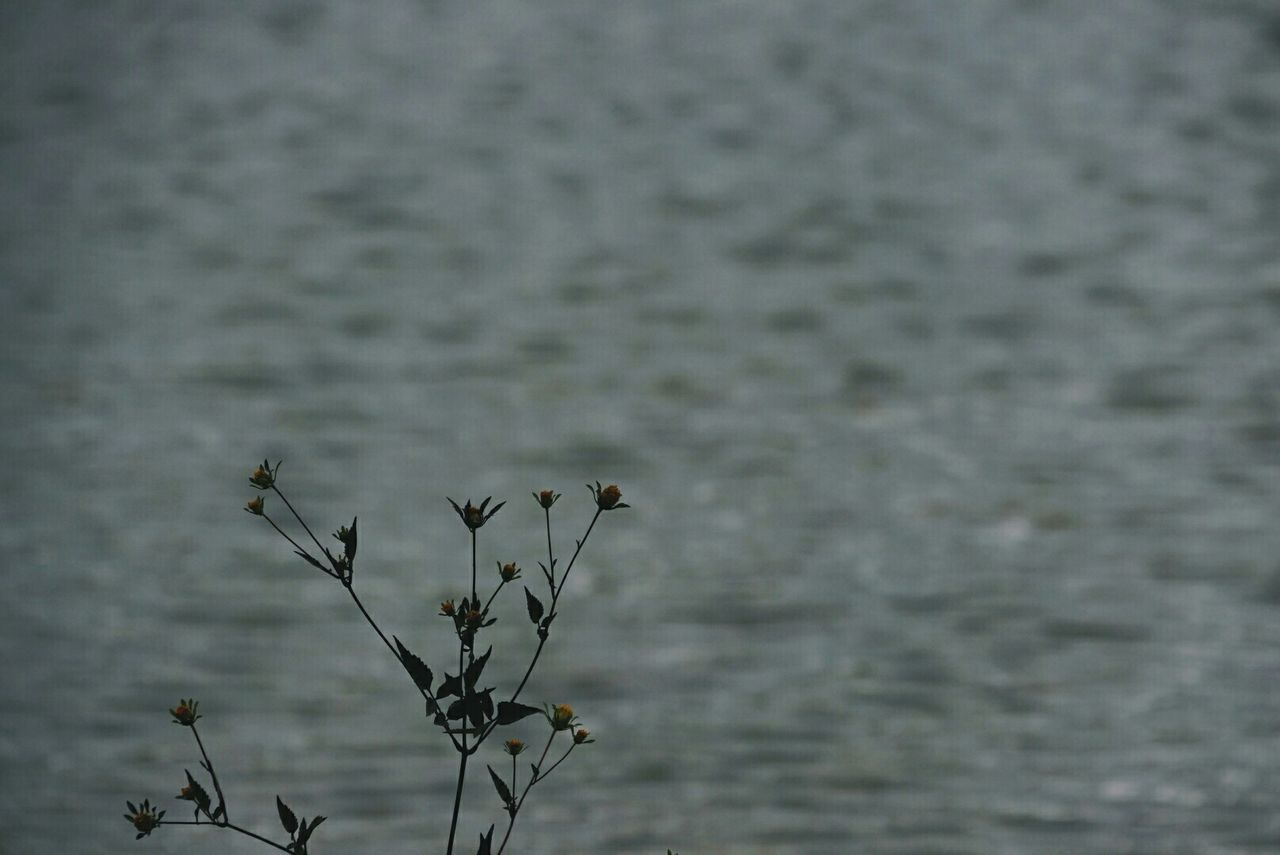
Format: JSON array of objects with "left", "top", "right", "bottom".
[
  {"left": 277, "top": 795, "right": 298, "bottom": 835},
  {"left": 185, "top": 769, "right": 211, "bottom": 812},
  {"left": 437, "top": 672, "right": 462, "bottom": 699},
  {"left": 495, "top": 701, "right": 542, "bottom": 725},
  {"left": 446, "top": 698, "right": 467, "bottom": 721},
  {"left": 393, "top": 636, "right": 434, "bottom": 694},
  {"left": 524, "top": 587, "right": 544, "bottom": 624},
  {"left": 487, "top": 765, "right": 513, "bottom": 807},
  {"left": 464, "top": 646, "right": 491, "bottom": 690}
]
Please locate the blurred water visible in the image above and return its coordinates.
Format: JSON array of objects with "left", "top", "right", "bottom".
[{"left": 4, "top": 1, "right": 1280, "bottom": 852}]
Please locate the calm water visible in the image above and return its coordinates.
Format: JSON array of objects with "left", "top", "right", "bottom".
[{"left": 4, "top": 2, "right": 1280, "bottom": 852}]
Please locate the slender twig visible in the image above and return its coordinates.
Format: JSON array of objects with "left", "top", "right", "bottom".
[
  {"left": 262, "top": 514, "right": 332, "bottom": 578},
  {"left": 270, "top": 485, "right": 330, "bottom": 561},
  {"left": 346, "top": 585, "right": 462, "bottom": 752},
  {"left": 496, "top": 732, "right": 562, "bottom": 855},
  {"left": 480, "top": 509, "right": 602, "bottom": 748},
  {"left": 190, "top": 724, "right": 229, "bottom": 825},
  {"left": 163, "top": 819, "right": 291, "bottom": 852},
  {"left": 545, "top": 508, "right": 554, "bottom": 589}
]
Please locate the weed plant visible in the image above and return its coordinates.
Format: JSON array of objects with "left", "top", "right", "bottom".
[{"left": 122, "top": 460, "right": 632, "bottom": 854}]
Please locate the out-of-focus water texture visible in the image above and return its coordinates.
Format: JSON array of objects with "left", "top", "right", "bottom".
[{"left": 4, "top": 1, "right": 1280, "bottom": 852}]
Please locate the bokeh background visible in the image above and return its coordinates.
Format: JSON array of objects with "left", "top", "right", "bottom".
[{"left": 5, "top": 1, "right": 1280, "bottom": 853}]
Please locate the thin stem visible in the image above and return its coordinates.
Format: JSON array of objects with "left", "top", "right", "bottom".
[
  {"left": 271, "top": 485, "right": 330, "bottom": 561},
  {"left": 481, "top": 579, "right": 507, "bottom": 614},
  {"left": 470, "top": 529, "right": 478, "bottom": 605},
  {"left": 477, "top": 509, "right": 603, "bottom": 747},
  {"left": 346, "top": 585, "right": 462, "bottom": 752},
  {"left": 163, "top": 819, "right": 291, "bottom": 852},
  {"left": 190, "top": 724, "right": 229, "bottom": 825},
  {"left": 262, "top": 514, "right": 332, "bottom": 578},
  {"left": 545, "top": 508, "right": 554, "bottom": 589},
  {"left": 446, "top": 622, "right": 471, "bottom": 855},
  {"left": 509, "top": 511, "right": 601, "bottom": 703},
  {"left": 496, "top": 732, "right": 558, "bottom": 855}
]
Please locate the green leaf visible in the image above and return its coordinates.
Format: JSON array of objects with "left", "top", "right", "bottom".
[
  {"left": 524, "top": 587, "right": 544, "bottom": 625},
  {"left": 495, "top": 701, "right": 541, "bottom": 725},
  {"left": 487, "top": 765, "right": 513, "bottom": 807},
  {"left": 464, "top": 646, "right": 492, "bottom": 690},
  {"left": 393, "top": 636, "right": 434, "bottom": 695},
  {"left": 184, "top": 769, "right": 211, "bottom": 812},
  {"left": 437, "top": 672, "right": 462, "bottom": 699},
  {"left": 277, "top": 795, "right": 298, "bottom": 835}
]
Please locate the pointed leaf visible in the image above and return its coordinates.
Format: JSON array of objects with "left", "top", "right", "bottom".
[
  {"left": 495, "top": 701, "right": 542, "bottom": 725},
  {"left": 477, "top": 823, "right": 495, "bottom": 855},
  {"left": 437, "top": 672, "right": 462, "bottom": 699},
  {"left": 277, "top": 795, "right": 299, "bottom": 835},
  {"left": 487, "top": 765, "right": 513, "bottom": 807},
  {"left": 446, "top": 698, "right": 467, "bottom": 720},
  {"left": 524, "top": 587, "right": 544, "bottom": 625},
  {"left": 464, "top": 646, "right": 492, "bottom": 690},
  {"left": 393, "top": 636, "right": 434, "bottom": 695}
]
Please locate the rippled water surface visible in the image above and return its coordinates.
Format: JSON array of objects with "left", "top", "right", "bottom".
[{"left": 5, "top": 2, "right": 1280, "bottom": 852}]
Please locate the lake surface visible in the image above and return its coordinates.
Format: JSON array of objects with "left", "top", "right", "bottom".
[{"left": 4, "top": 1, "right": 1280, "bottom": 852}]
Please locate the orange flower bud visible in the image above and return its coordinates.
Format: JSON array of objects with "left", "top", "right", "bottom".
[
  {"left": 504, "top": 738, "right": 526, "bottom": 756},
  {"left": 439, "top": 599, "right": 456, "bottom": 616},
  {"left": 598, "top": 484, "right": 622, "bottom": 509},
  {"left": 550, "top": 703, "right": 575, "bottom": 731},
  {"left": 169, "top": 699, "right": 200, "bottom": 726},
  {"left": 245, "top": 496, "right": 264, "bottom": 515},
  {"left": 500, "top": 562, "right": 520, "bottom": 582},
  {"left": 536, "top": 490, "right": 559, "bottom": 509},
  {"left": 573, "top": 728, "right": 591, "bottom": 744}
]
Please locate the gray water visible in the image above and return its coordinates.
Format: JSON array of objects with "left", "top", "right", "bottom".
[{"left": 4, "top": 1, "right": 1280, "bottom": 852}]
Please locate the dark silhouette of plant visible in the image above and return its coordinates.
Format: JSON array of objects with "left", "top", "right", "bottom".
[{"left": 121, "top": 459, "right": 630, "bottom": 854}]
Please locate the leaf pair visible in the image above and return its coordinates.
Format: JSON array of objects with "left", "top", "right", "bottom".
[{"left": 277, "top": 795, "right": 326, "bottom": 853}]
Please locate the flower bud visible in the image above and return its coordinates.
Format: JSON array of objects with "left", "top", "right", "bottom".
[
  {"left": 169, "top": 699, "right": 200, "bottom": 726},
  {"left": 500, "top": 562, "right": 520, "bottom": 582},
  {"left": 550, "top": 703, "right": 575, "bottom": 731},
  {"left": 465, "top": 609, "right": 483, "bottom": 627},
  {"left": 245, "top": 496, "right": 265, "bottom": 516},
  {"left": 588, "top": 482, "right": 628, "bottom": 510},
  {"left": 249, "top": 462, "right": 275, "bottom": 490},
  {"left": 439, "top": 599, "right": 456, "bottom": 617},
  {"left": 573, "top": 728, "right": 591, "bottom": 744},
  {"left": 597, "top": 484, "right": 622, "bottom": 509},
  {"left": 504, "top": 738, "right": 526, "bottom": 756},
  {"left": 177, "top": 785, "right": 195, "bottom": 801},
  {"left": 536, "top": 490, "right": 559, "bottom": 509}
]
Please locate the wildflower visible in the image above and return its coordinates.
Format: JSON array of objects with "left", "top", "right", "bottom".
[
  {"left": 176, "top": 785, "right": 195, "bottom": 801},
  {"left": 439, "top": 599, "right": 456, "bottom": 617},
  {"left": 550, "top": 703, "right": 575, "bottom": 731},
  {"left": 499, "top": 562, "right": 520, "bottom": 582},
  {"left": 245, "top": 496, "right": 264, "bottom": 515},
  {"left": 249, "top": 460, "right": 277, "bottom": 490},
  {"left": 124, "top": 799, "right": 164, "bottom": 838},
  {"left": 534, "top": 489, "right": 560, "bottom": 509},
  {"left": 588, "top": 482, "right": 628, "bottom": 511},
  {"left": 447, "top": 497, "right": 506, "bottom": 531},
  {"left": 504, "top": 738, "right": 526, "bottom": 756},
  {"left": 169, "top": 699, "right": 200, "bottom": 727},
  {"left": 573, "top": 728, "right": 593, "bottom": 745},
  {"left": 465, "top": 609, "right": 484, "bottom": 627}
]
